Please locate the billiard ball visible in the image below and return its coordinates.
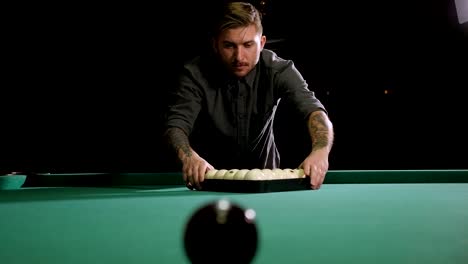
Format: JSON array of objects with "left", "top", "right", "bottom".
[{"left": 183, "top": 199, "right": 259, "bottom": 264}]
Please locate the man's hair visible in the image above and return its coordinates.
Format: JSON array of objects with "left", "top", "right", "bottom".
[{"left": 211, "top": 1, "right": 263, "bottom": 38}]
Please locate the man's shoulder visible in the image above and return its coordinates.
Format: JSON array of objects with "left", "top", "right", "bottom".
[
  {"left": 182, "top": 54, "right": 217, "bottom": 73},
  {"left": 182, "top": 55, "right": 203, "bottom": 69},
  {"left": 260, "top": 49, "right": 293, "bottom": 71}
]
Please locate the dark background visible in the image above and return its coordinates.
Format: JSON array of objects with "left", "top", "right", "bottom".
[{"left": 2, "top": 0, "right": 467, "bottom": 173}]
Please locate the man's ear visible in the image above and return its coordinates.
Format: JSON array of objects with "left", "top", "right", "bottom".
[{"left": 260, "top": 35, "right": 266, "bottom": 50}]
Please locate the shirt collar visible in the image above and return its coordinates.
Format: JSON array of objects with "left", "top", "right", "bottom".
[{"left": 242, "top": 65, "right": 257, "bottom": 88}]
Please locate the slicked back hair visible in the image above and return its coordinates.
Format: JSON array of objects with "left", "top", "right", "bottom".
[{"left": 211, "top": 2, "right": 263, "bottom": 38}]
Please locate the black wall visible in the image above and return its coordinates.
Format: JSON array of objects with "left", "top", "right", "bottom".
[{"left": 2, "top": 0, "right": 467, "bottom": 173}]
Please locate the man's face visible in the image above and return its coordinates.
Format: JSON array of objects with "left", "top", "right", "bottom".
[{"left": 214, "top": 24, "right": 266, "bottom": 78}]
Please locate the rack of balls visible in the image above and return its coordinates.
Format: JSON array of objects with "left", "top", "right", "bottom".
[{"left": 205, "top": 168, "right": 306, "bottom": 180}]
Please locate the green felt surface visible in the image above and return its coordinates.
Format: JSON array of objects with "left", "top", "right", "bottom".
[
  {"left": 1, "top": 173, "right": 468, "bottom": 264},
  {"left": 0, "top": 174, "right": 27, "bottom": 190}
]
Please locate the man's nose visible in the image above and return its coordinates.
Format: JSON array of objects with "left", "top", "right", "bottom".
[{"left": 235, "top": 46, "right": 244, "bottom": 60}]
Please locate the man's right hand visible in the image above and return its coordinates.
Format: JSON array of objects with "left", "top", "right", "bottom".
[
  {"left": 181, "top": 150, "right": 214, "bottom": 190},
  {"left": 164, "top": 127, "right": 215, "bottom": 190}
]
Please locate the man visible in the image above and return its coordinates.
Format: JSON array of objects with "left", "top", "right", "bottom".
[{"left": 164, "top": 1, "right": 334, "bottom": 190}]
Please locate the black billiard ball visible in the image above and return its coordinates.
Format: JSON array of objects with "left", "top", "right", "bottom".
[{"left": 183, "top": 199, "right": 259, "bottom": 264}]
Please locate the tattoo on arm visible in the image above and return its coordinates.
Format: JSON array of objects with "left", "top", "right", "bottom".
[
  {"left": 309, "top": 111, "right": 334, "bottom": 151},
  {"left": 165, "top": 127, "right": 192, "bottom": 158}
]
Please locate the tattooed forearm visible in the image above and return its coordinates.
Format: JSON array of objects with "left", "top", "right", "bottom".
[
  {"left": 308, "top": 111, "right": 334, "bottom": 151},
  {"left": 165, "top": 127, "right": 192, "bottom": 158}
]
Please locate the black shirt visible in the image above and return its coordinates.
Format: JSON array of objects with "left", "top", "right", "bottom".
[{"left": 165, "top": 49, "right": 326, "bottom": 169}]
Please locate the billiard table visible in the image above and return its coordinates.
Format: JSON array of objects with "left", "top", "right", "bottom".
[{"left": 1, "top": 169, "right": 467, "bottom": 264}]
